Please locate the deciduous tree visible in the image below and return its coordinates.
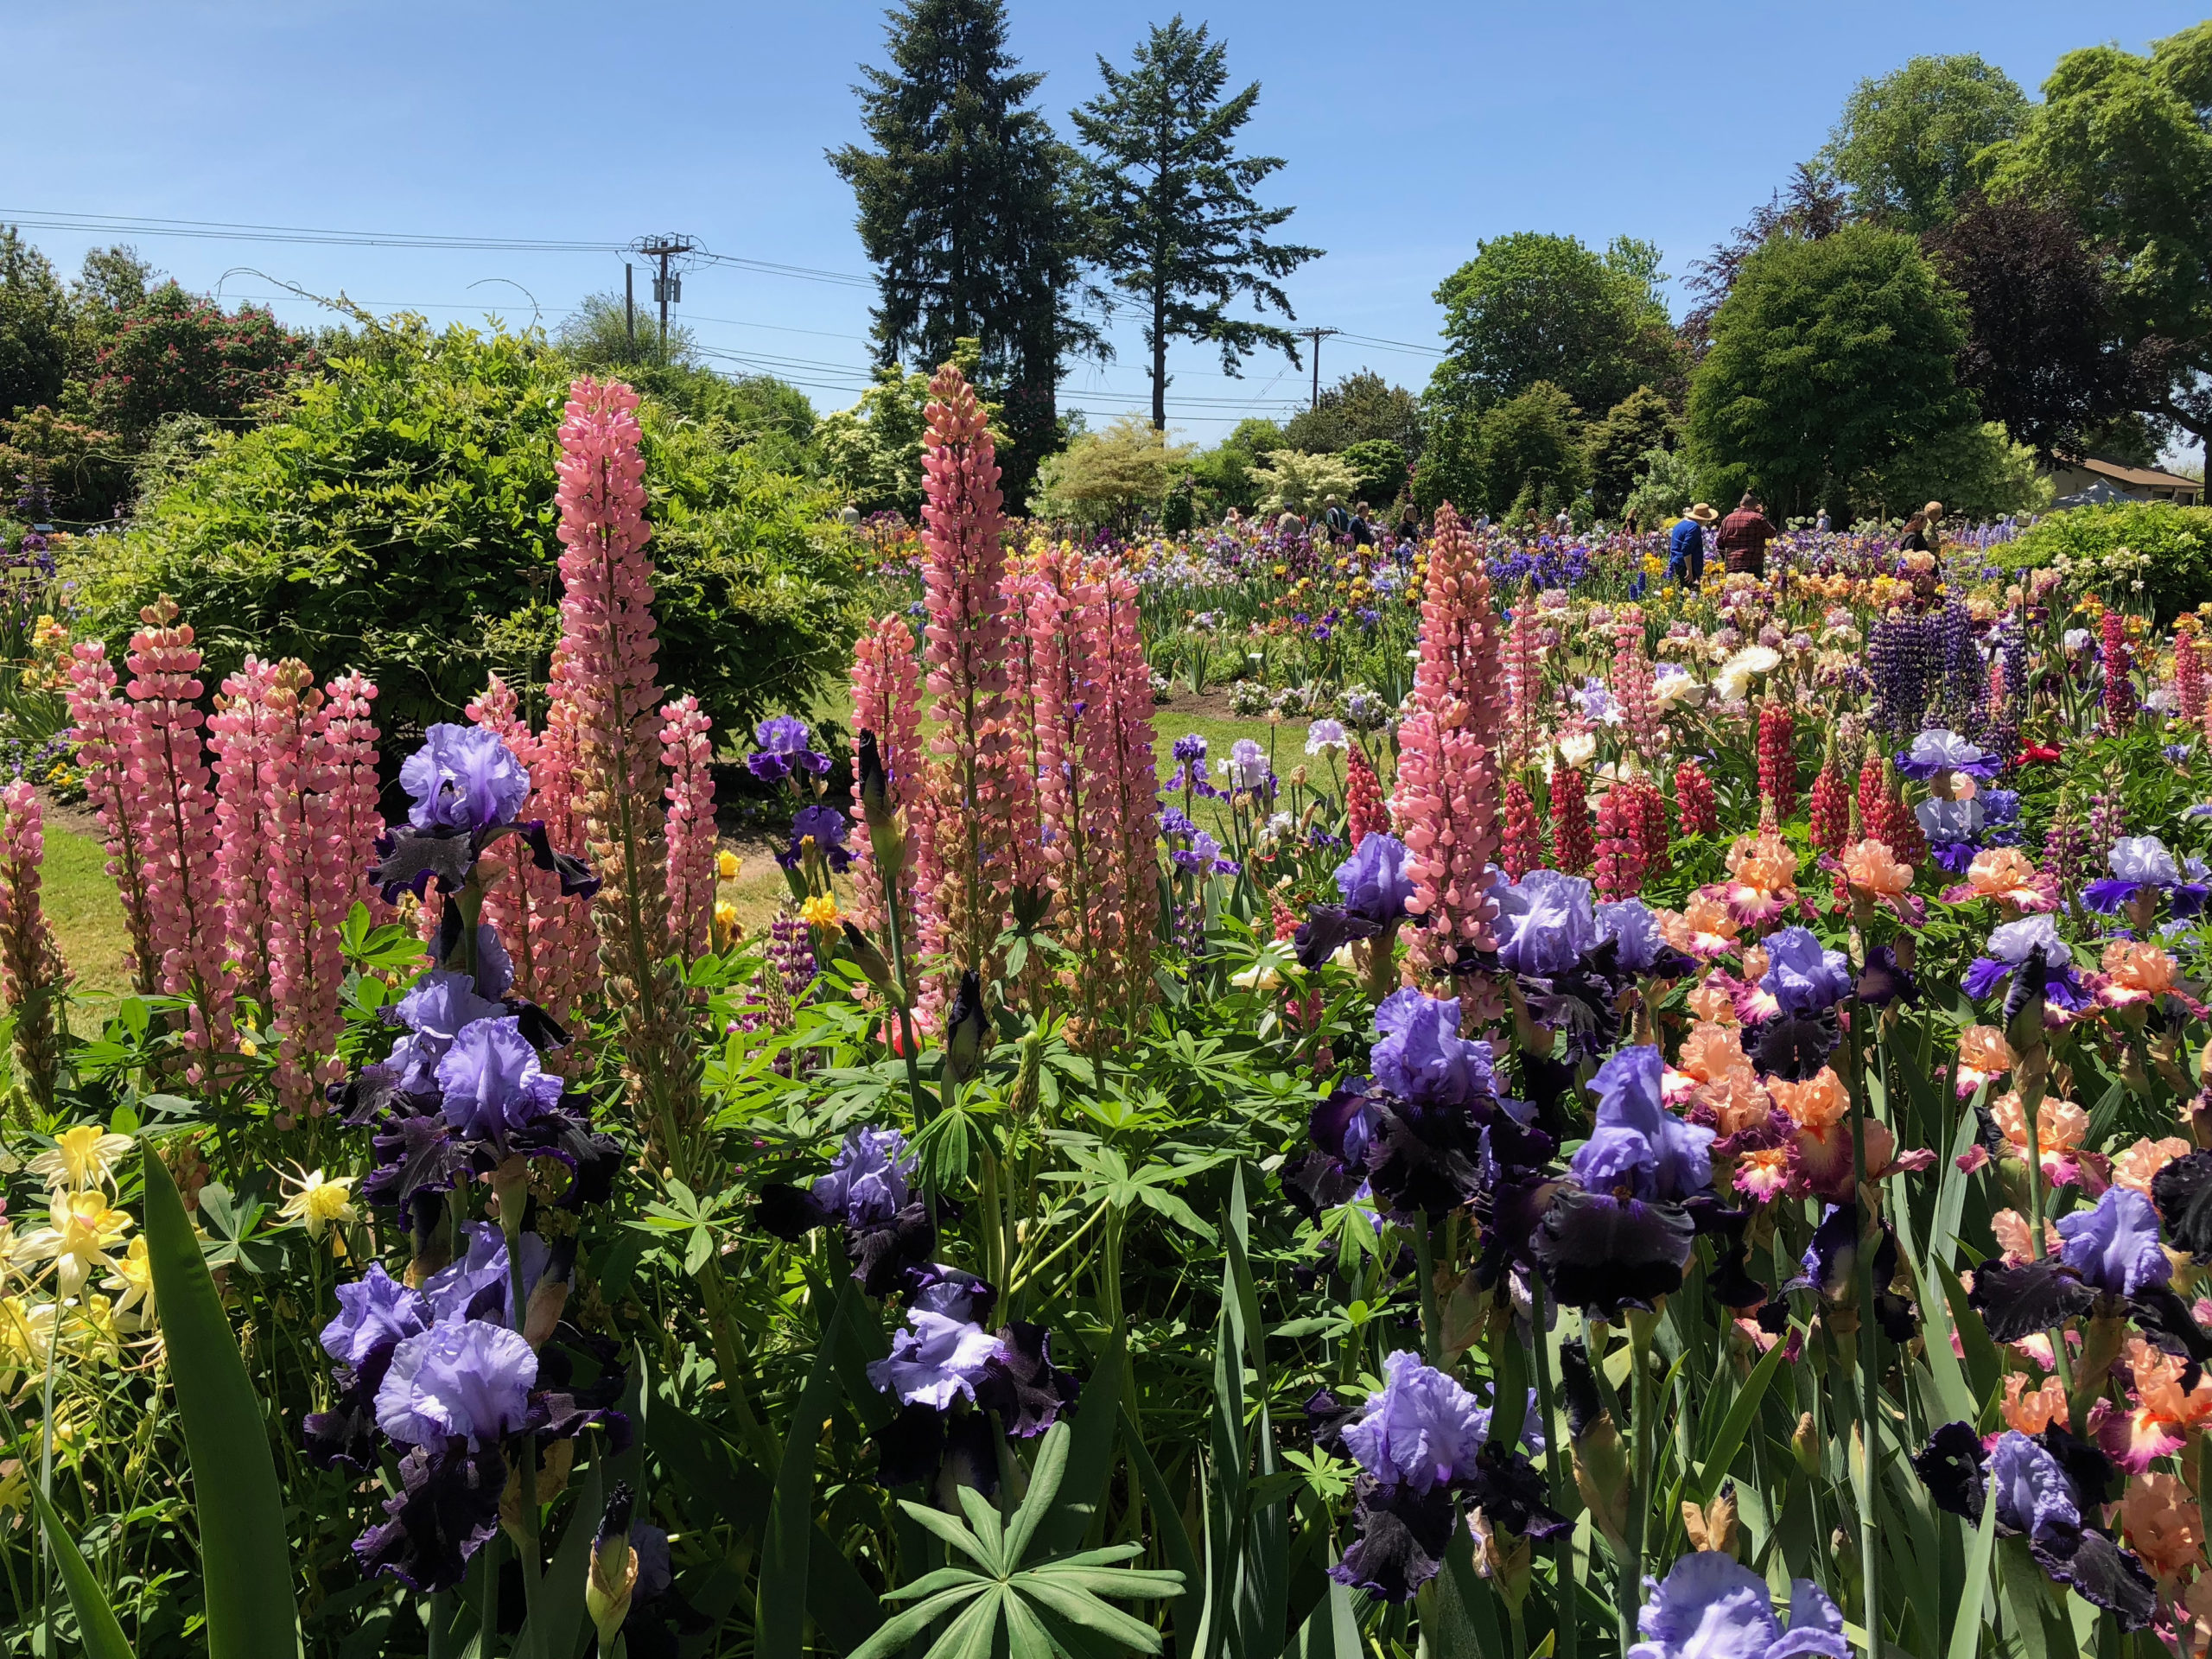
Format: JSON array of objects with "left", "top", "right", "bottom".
[{"left": 1821, "top": 54, "right": 2028, "bottom": 232}]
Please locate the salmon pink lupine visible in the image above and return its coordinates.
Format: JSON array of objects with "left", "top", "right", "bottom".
[
  {"left": 0, "top": 779, "right": 67, "bottom": 1108},
  {"left": 1393, "top": 504, "right": 1507, "bottom": 981},
  {"left": 1503, "top": 577, "right": 1543, "bottom": 766},
  {"left": 209, "top": 655, "right": 284, "bottom": 1012},
  {"left": 849, "top": 614, "right": 925, "bottom": 986},
  {"left": 125, "top": 601, "right": 234, "bottom": 1058},
  {"left": 660, "top": 695, "right": 717, "bottom": 960},
  {"left": 1612, "top": 622, "right": 1658, "bottom": 753},
  {"left": 912, "top": 365, "right": 1031, "bottom": 1010},
  {"left": 553, "top": 375, "right": 694, "bottom": 1140},
  {"left": 463, "top": 674, "right": 597, "bottom": 1054},
  {"left": 66, "top": 641, "right": 157, "bottom": 994},
  {"left": 323, "top": 669, "right": 389, "bottom": 918},
  {"left": 262, "top": 661, "right": 353, "bottom": 1122}
]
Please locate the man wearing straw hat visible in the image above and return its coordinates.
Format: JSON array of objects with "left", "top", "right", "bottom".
[{"left": 1669, "top": 502, "right": 1717, "bottom": 587}]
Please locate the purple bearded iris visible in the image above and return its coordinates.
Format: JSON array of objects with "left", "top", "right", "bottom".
[
  {"left": 436, "top": 1016, "right": 568, "bottom": 1141},
  {"left": 1894, "top": 728, "right": 2000, "bottom": 783},
  {"left": 747, "top": 715, "right": 831, "bottom": 783},
  {"left": 373, "top": 729, "right": 598, "bottom": 907},
  {"left": 321, "top": 1264, "right": 429, "bottom": 1368},
  {"left": 1967, "top": 1185, "right": 2210, "bottom": 1370},
  {"left": 1776, "top": 1203, "right": 1916, "bottom": 1340},
  {"left": 1963, "top": 915, "right": 2088, "bottom": 1017},
  {"left": 755, "top": 1126, "right": 938, "bottom": 1296},
  {"left": 1913, "top": 1424, "right": 2157, "bottom": 1629},
  {"left": 2084, "top": 835, "right": 2210, "bottom": 918},
  {"left": 1752, "top": 926, "right": 1851, "bottom": 1080},
  {"left": 1372, "top": 988, "right": 1495, "bottom": 1108},
  {"left": 1337, "top": 833, "right": 1414, "bottom": 927},
  {"left": 402, "top": 723, "right": 531, "bottom": 834},
  {"left": 1311, "top": 1350, "right": 1566, "bottom": 1602},
  {"left": 776, "top": 804, "right": 855, "bottom": 874},
  {"left": 1628, "top": 1553, "right": 1848, "bottom": 1659},
  {"left": 1491, "top": 868, "right": 1601, "bottom": 978},
  {"left": 375, "top": 1319, "right": 538, "bottom": 1448},
  {"left": 1598, "top": 899, "right": 1692, "bottom": 979},
  {"left": 1916, "top": 795, "right": 1989, "bottom": 874},
  {"left": 1535, "top": 1046, "right": 1719, "bottom": 1319},
  {"left": 868, "top": 1311, "right": 1001, "bottom": 1410}
]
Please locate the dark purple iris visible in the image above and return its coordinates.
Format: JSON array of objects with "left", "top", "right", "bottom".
[
  {"left": 1961, "top": 916, "right": 2088, "bottom": 1018},
  {"left": 372, "top": 731, "right": 599, "bottom": 907},
  {"left": 1913, "top": 1423, "right": 2156, "bottom": 1630},
  {"left": 756, "top": 1126, "right": 938, "bottom": 1296},
  {"left": 748, "top": 715, "right": 832, "bottom": 783},
  {"left": 776, "top": 804, "right": 855, "bottom": 874}
]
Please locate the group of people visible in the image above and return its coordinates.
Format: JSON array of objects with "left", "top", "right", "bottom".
[{"left": 1663, "top": 493, "right": 1945, "bottom": 587}]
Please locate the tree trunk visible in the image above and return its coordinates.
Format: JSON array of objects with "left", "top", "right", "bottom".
[{"left": 1151, "top": 297, "right": 1168, "bottom": 431}]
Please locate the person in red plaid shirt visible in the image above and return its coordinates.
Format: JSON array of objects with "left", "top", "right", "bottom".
[{"left": 1717, "top": 493, "right": 1778, "bottom": 576}]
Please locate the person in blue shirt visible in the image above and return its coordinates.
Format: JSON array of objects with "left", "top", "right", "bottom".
[{"left": 1669, "top": 502, "right": 1717, "bottom": 587}]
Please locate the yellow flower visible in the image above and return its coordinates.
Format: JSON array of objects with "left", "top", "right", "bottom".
[
  {"left": 238, "top": 1037, "right": 260, "bottom": 1058},
  {"left": 280, "top": 1167, "right": 358, "bottom": 1240},
  {"left": 102, "top": 1236, "right": 156, "bottom": 1329},
  {"left": 12, "top": 1190, "right": 133, "bottom": 1298},
  {"left": 28, "top": 1125, "right": 134, "bottom": 1193},
  {"left": 716, "top": 849, "right": 741, "bottom": 880},
  {"left": 799, "top": 893, "right": 842, "bottom": 933}
]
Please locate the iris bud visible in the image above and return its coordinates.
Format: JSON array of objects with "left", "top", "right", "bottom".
[
  {"left": 945, "top": 969, "right": 988, "bottom": 1084},
  {"left": 587, "top": 1483, "right": 639, "bottom": 1644}
]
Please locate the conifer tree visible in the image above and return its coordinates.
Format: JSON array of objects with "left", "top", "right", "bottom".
[{"left": 1073, "top": 16, "right": 1319, "bottom": 429}]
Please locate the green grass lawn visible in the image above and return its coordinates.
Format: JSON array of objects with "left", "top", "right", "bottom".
[{"left": 43, "top": 819, "right": 134, "bottom": 1027}]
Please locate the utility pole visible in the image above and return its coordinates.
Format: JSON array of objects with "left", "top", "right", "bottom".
[
  {"left": 1297, "top": 326, "right": 1341, "bottom": 410},
  {"left": 632, "top": 234, "right": 699, "bottom": 352},
  {"left": 624, "top": 264, "right": 635, "bottom": 350}
]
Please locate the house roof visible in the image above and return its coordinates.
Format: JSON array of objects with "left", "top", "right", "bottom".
[{"left": 2056, "top": 454, "right": 2203, "bottom": 493}]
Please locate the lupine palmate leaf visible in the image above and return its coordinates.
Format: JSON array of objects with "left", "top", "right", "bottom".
[{"left": 863, "top": 1422, "right": 1182, "bottom": 1659}]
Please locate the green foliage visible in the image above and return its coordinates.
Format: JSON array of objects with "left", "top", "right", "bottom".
[
  {"left": 1981, "top": 21, "right": 2212, "bottom": 446},
  {"left": 72, "top": 317, "right": 855, "bottom": 741},
  {"left": 556, "top": 288, "right": 702, "bottom": 372},
  {"left": 1476, "top": 380, "right": 1588, "bottom": 519},
  {"left": 1185, "top": 416, "right": 1284, "bottom": 516},
  {"left": 0, "top": 227, "right": 70, "bottom": 419},
  {"left": 1821, "top": 54, "right": 2029, "bottom": 231},
  {"left": 1247, "top": 448, "right": 1360, "bottom": 516},
  {"left": 1687, "top": 223, "right": 1975, "bottom": 518},
  {"left": 1621, "top": 443, "right": 1702, "bottom": 526},
  {"left": 1872, "top": 419, "right": 2051, "bottom": 522},
  {"left": 1584, "top": 385, "right": 1679, "bottom": 515},
  {"left": 80, "top": 281, "right": 315, "bottom": 443},
  {"left": 1073, "top": 16, "right": 1319, "bottom": 428},
  {"left": 1281, "top": 370, "right": 1424, "bottom": 460},
  {"left": 1030, "top": 413, "right": 1192, "bottom": 527},
  {"left": 1989, "top": 499, "right": 2212, "bottom": 619},
  {"left": 1427, "top": 232, "right": 1677, "bottom": 421},
  {"left": 1335, "top": 437, "right": 1408, "bottom": 505},
  {"left": 817, "top": 340, "right": 989, "bottom": 517},
  {"left": 830, "top": 0, "right": 1091, "bottom": 499}
]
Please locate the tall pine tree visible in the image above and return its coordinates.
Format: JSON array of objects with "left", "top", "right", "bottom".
[
  {"left": 1074, "top": 16, "right": 1319, "bottom": 429},
  {"left": 829, "top": 0, "right": 1092, "bottom": 503}
]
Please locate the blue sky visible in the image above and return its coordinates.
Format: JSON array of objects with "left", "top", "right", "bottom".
[{"left": 3, "top": 1, "right": 2205, "bottom": 454}]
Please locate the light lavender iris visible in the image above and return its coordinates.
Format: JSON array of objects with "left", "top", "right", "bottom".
[
  {"left": 1573, "top": 1046, "right": 1713, "bottom": 1201},
  {"left": 2055, "top": 1187, "right": 2171, "bottom": 1297},
  {"left": 1339, "top": 1349, "right": 1491, "bottom": 1494},
  {"left": 1628, "top": 1552, "right": 1848, "bottom": 1659},
  {"left": 1491, "top": 868, "right": 1601, "bottom": 977},
  {"left": 321, "top": 1264, "right": 427, "bottom": 1367},
  {"left": 865, "top": 1311, "right": 1002, "bottom": 1409},
  {"left": 1370, "top": 989, "right": 1495, "bottom": 1108},
  {"left": 374, "top": 1319, "right": 537, "bottom": 1448},
  {"left": 1758, "top": 927, "right": 1853, "bottom": 1014},
  {"left": 401, "top": 724, "right": 531, "bottom": 835}
]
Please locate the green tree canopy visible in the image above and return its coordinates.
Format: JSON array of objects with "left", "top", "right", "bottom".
[
  {"left": 0, "top": 229, "right": 72, "bottom": 421},
  {"left": 1821, "top": 54, "right": 2028, "bottom": 231},
  {"left": 1686, "top": 223, "right": 1974, "bottom": 518},
  {"left": 1980, "top": 21, "right": 2212, "bottom": 447},
  {"left": 70, "top": 318, "right": 855, "bottom": 744},
  {"left": 1073, "top": 15, "right": 1319, "bottom": 429},
  {"left": 828, "top": 0, "right": 1090, "bottom": 502},
  {"left": 1281, "top": 369, "right": 1423, "bottom": 459},
  {"left": 1185, "top": 415, "right": 1282, "bottom": 516},
  {"left": 1474, "top": 381, "right": 1586, "bottom": 520},
  {"left": 1427, "top": 232, "right": 1676, "bottom": 420},
  {"left": 1030, "top": 413, "right": 1192, "bottom": 526},
  {"left": 1585, "top": 386, "right": 1679, "bottom": 516}
]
